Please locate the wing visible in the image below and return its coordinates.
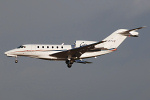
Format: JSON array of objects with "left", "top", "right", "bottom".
[{"left": 49, "top": 41, "right": 105, "bottom": 59}]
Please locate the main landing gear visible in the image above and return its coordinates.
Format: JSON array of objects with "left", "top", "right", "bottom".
[{"left": 66, "top": 60, "right": 74, "bottom": 68}]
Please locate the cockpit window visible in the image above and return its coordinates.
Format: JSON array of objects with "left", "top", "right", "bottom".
[{"left": 17, "top": 45, "right": 26, "bottom": 48}]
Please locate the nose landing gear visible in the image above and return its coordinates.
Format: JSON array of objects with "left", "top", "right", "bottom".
[
  {"left": 15, "top": 60, "right": 18, "bottom": 63},
  {"left": 15, "top": 56, "right": 18, "bottom": 63}
]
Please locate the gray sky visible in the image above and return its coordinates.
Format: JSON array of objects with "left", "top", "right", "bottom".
[{"left": 0, "top": 0, "right": 150, "bottom": 100}]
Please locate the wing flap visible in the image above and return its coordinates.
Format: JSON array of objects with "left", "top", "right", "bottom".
[{"left": 75, "top": 59, "right": 92, "bottom": 64}]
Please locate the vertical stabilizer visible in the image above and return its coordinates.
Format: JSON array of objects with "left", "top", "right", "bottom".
[
  {"left": 98, "top": 27, "right": 145, "bottom": 49},
  {"left": 102, "top": 29, "right": 128, "bottom": 49}
]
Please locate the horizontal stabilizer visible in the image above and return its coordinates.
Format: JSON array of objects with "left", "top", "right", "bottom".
[
  {"left": 128, "top": 26, "right": 146, "bottom": 32},
  {"left": 119, "top": 26, "right": 146, "bottom": 37}
]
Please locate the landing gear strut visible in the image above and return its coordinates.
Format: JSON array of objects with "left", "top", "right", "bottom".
[{"left": 66, "top": 60, "right": 74, "bottom": 68}]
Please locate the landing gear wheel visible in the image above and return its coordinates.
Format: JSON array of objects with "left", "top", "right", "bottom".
[
  {"left": 15, "top": 60, "right": 18, "bottom": 63},
  {"left": 66, "top": 59, "right": 74, "bottom": 68},
  {"left": 67, "top": 64, "right": 72, "bottom": 68}
]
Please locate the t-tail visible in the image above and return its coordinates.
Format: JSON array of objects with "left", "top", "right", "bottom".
[{"left": 98, "top": 26, "right": 146, "bottom": 49}]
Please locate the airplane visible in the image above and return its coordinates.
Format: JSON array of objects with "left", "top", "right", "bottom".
[{"left": 4, "top": 26, "right": 145, "bottom": 68}]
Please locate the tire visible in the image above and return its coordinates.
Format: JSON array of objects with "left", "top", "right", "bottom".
[
  {"left": 67, "top": 64, "right": 72, "bottom": 68},
  {"left": 15, "top": 60, "right": 18, "bottom": 63}
]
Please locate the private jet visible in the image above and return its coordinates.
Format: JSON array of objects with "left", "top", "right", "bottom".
[{"left": 5, "top": 27, "right": 145, "bottom": 68}]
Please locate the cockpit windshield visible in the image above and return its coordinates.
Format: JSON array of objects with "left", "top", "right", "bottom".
[{"left": 17, "top": 45, "right": 26, "bottom": 48}]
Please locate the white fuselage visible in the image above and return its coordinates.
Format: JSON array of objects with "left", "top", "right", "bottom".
[{"left": 5, "top": 43, "right": 115, "bottom": 61}]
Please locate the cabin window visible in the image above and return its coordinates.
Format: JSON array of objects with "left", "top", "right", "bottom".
[
  {"left": 57, "top": 46, "right": 59, "bottom": 49},
  {"left": 47, "top": 46, "right": 49, "bottom": 48},
  {"left": 61, "top": 46, "right": 63, "bottom": 49},
  {"left": 37, "top": 46, "right": 39, "bottom": 48},
  {"left": 52, "top": 46, "right": 54, "bottom": 49},
  {"left": 42, "top": 46, "right": 44, "bottom": 48}
]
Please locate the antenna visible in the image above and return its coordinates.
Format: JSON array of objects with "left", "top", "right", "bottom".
[{"left": 61, "top": 43, "right": 64, "bottom": 45}]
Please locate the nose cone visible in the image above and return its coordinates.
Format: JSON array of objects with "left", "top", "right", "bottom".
[
  {"left": 4, "top": 51, "right": 10, "bottom": 56},
  {"left": 4, "top": 50, "right": 15, "bottom": 57},
  {"left": 4, "top": 51, "right": 9, "bottom": 55},
  {"left": 4, "top": 52, "right": 7, "bottom": 55}
]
